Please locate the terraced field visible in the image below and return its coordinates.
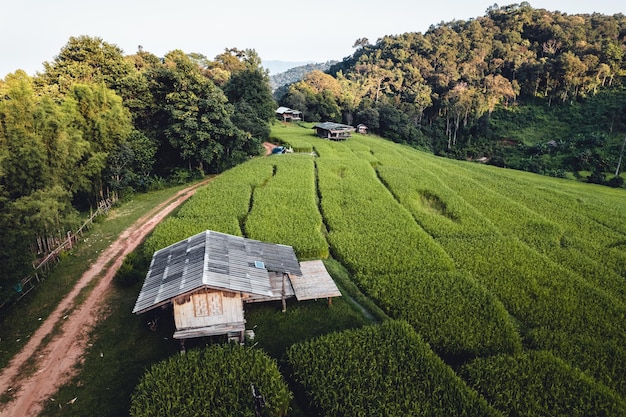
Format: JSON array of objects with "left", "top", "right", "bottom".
[{"left": 144, "top": 122, "right": 626, "bottom": 416}]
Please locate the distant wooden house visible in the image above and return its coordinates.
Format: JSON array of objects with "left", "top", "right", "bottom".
[
  {"left": 132, "top": 230, "right": 341, "bottom": 348},
  {"left": 313, "top": 122, "right": 355, "bottom": 140},
  {"left": 275, "top": 106, "right": 303, "bottom": 122},
  {"left": 356, "top": 124, "right": 368, "bottom": 134}
]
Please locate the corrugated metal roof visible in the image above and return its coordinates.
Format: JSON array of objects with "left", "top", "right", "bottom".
[
  {"left": 132, "top": 231, "right": 302, "bottom": 314},
  {"left": 313, "top": 122, "right": 355, "bottom": 131}
]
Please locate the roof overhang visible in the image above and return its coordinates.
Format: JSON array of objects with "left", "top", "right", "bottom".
[{"left": 132, "top": 231, "right": 302, "bottom": 314}]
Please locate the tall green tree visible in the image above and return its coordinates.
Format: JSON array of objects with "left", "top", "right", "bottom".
[
  {"left": 105, "top": 130, "right": 157, "bottom": 194},
  {"left": 0, "top": 72, "right": 82, "bottom": 293},
  {"left": 222, "top": 53, "right": 276, "bottom": 142},
  {"left": 149, "top": 50, "right": 255, "bottom": 173},
  {"left": 39, "top": 35, "right": 136, "bottom": 94},
  {"left": 66, "top": 83, "right": 132, "bottom": 198}
]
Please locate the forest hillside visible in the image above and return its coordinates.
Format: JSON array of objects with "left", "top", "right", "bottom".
[{"left": 277, "top": 3, "right": 626, "bottom": 184}]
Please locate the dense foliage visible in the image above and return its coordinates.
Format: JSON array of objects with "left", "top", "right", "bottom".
[
  {"left": 130, "top": 344, "right": 292, "bottom": 417},
  {"left": 0, "top": 38, "right": 274, "bottom": 300},
  {"left": 278, "top": 4, "right": 626, "bottom": 181},
  {"left": 287, "top": 320, "right": 502, "bottom": 416}
]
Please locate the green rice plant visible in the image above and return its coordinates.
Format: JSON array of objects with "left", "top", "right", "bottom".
[
  {"left": 144, "top": 158, "right": 275, "bottom": 254},
  {"left": 461, "top": 350, "right": 626, "bottom": 417},
  {"left": 316, "top": 157, "right": 453, "bottom": 276},
  {"left": 130, "top": 344, "right": 292, "bottom": 417},
  {"left": 280, "top": 139, "right": 313, "bottom": 153},
  {"left": 440, "top": 234, "right": 626, "bottom": 395},
  {"left": 327, "top": 134, "right": 626, "bottom": 397},
  {"left": 244, "top": 155, "right": 328, "bottom": 259},
  {"left": 287, "top": 321, "right": 503, "bottom": 417},
  {"left": 308, "top": 138, "right": 355, "bottom": 159},
  {"left": 313, "top": 152, "right": 522, "bottom": 357},
  {"left": 528, "top": 327, "right": 626, "bottom": 398},
  {"left": 366, "top": 270, "right": 522, "bottom": 358},
  {"left": 409, "top": 150, "right": 626, "bottom": 296},
  {"left": 375, "top": 164, "right": 496, "bottom": 238}
]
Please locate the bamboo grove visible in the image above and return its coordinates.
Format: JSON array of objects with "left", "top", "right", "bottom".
[
  {"left": 138, "top": 123, "right": 626, "bottom": 415},
  {"left": 0, "top": 38, "right": 276, "bottom": 299}
]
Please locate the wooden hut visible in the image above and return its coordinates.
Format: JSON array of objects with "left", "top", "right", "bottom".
[
  {"left": 132, "top": 230, "right": 341, "bottom": 347},
  {"left": 356, "top": 124, "right": 369, "bottom": 134},
  {"left": 313, "top": 122, "right": 355, "bottom": 140},
  {"left": 275, "top": 106, "right": 303, "bottom": 122}
]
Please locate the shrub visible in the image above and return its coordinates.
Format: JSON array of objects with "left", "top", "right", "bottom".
[
  {"left": 130, "top": 344, "right": 292, "bottom": 417},
  {"left": 608, "top": 175, "right": 624, "bottom": 188}
]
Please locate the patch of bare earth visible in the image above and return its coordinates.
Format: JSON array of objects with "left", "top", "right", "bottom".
[{"left": 0, "top": 178, "right": 212, "bottom": 417}]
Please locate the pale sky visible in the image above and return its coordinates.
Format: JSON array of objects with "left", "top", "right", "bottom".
[{"left": 1, "top": 0, "right": 623, "bottom": 78}]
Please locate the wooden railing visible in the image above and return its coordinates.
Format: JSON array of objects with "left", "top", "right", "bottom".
[{"left": 1, "top": 198, "right": 114, "bottom": 309}]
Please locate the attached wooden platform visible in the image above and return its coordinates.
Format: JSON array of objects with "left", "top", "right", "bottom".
[
  {"left": 173, "top": 321, "right": 246, "bottom": 339},
  {"left": 290, "top": 260, "right": 342, "bottom": 301},
  {"left": 245, "top": 272, "right": 295, "bottom": 303}
]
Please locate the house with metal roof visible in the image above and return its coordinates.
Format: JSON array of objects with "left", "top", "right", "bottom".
[
  {"left": 132, "top": 230, "right": 341, "bottom": 346},
  {"left": 275, "top": 106, "right": 303, "bottom": 122},
  {"left": 313, "top": 122, "right": 355, "bottom": 140}
]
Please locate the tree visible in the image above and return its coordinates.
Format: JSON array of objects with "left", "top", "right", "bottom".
[
  {"left": 356, "top": 107, "right": 380, "bottom": 130},
  {"left": 67, "top": 83, "right": 132, "bottom": 198},
  {"left": 105, "top": 130, "right": 157, "bottom": 194},
  {"left": 443, "top": 82, "right": 475, "bottom": 148},
  {"left": 353, "top": 37, "right": 370, "bottom": 49},
  {"left": 0, "top": 71, "right": 48, "bottom": 198},
  {"left": 556, "top": 52, "right": 587, "bottom": 101},
  {"left": 223, "top": 61, "right": 276, "bottom": 142},
  {"left": 40, "top": 35, "right": 136, "bottom": 94},
  {"left": 281, "top": 88, "right": 308, "bottom": 117},
  {"left": 0, "top": 72, "right": 84, "bottom": 291},
  {"left": 483, "top": 74, "right": 516, "bottom": 115},
  {"left": 151, "top": 50, "right": 256, "bottom": 173},
  {"left": 207, "top": 48, "right": 264, "bottom": 85}
]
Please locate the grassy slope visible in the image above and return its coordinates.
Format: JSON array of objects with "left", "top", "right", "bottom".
[
  {"left": 6, "top": 123, "right": 625, "bottom": 415},
  {"left": 0, "top": 184, "right": 193, "bottom": 372}
]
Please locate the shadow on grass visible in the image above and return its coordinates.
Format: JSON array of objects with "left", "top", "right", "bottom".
[{"left": 39, "top": 254, "right": 379, "bottom": 417}]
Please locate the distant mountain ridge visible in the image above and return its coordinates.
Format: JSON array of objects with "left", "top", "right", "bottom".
[
  {"left": 270, "top": 60, "right": 339, "bottom": 94},
  {"left": 263, "top": 60, "right": 314, "bottom": 75}
]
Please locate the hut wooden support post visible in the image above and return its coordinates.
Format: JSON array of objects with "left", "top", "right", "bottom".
[{"left": 281, "top": 273, "right": 287, "bottom": 313}]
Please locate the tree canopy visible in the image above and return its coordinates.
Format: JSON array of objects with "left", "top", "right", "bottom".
[
  {"left": 278, "top": 4, "right": 626, "bottom": 178},
  {"left": 0, "top": 37, "right": 274, "bottom": 300}
]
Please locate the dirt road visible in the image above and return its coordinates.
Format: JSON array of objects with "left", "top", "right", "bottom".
[{"left": 0, "top": 179, "right": 211, "bottom": 417}]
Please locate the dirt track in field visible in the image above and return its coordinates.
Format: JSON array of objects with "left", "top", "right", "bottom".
[{"left": 0, "top": 178, "right": 212, "bottom": 417}]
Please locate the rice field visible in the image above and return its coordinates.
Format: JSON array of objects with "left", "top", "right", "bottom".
[{"left": 143, "top": 122, "right": 626, "bottom": 415}]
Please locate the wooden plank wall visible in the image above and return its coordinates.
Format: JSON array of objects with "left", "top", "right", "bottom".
[{"left": 173, "top": 289, "right": 244, "bottom": 330}]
